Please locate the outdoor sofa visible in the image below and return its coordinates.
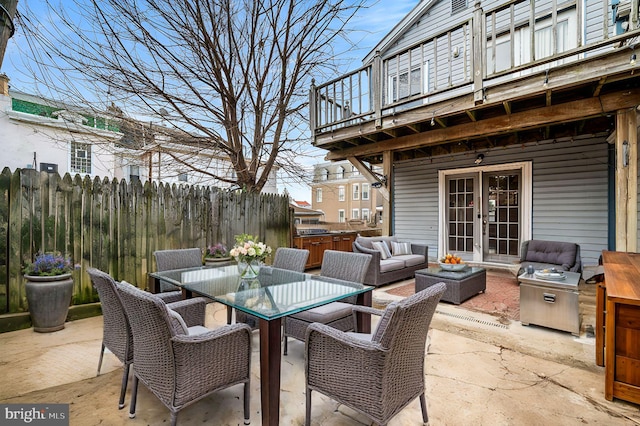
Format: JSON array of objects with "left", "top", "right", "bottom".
[{"left": 352, "top": 235, "right": 429, "bottom": 287}]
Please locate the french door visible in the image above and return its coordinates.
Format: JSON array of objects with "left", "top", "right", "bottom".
[{"left": 439, "top": 162, "right": 532, "bottom": 264}]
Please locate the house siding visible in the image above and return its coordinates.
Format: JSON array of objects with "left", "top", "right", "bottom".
[{"left": 393, "top": 135, "right": 609, "bottom": 266}]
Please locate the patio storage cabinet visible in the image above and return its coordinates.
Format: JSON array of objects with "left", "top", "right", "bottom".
[{"left": 518, "top": 271, "right": 581, "bottom": 336}]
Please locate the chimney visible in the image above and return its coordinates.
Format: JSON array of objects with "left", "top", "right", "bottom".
[{"left": 0, "top": 73, "right": 8, "bottom": 96}]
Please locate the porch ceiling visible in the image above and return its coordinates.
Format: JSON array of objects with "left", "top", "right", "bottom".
[{"left": 316, "top": 50, "right": 640, "bottom": 165}]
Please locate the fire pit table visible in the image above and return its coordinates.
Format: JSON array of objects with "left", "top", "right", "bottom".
[{"left": 414, "top": 266, "right": 486, "bottom": 304}]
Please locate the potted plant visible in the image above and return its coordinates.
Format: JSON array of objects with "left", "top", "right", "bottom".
[
  {"left": 23, "top": 252, "right": 76, "bottom": 332},
  {"left": 229, "top": 234, "right": 272, "bottom": 278},
  {"left": 203, "top": 243, "right": 231, "bottom": 264}
]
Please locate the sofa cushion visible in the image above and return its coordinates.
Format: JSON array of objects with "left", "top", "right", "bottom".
[
  {"left": 379, "top": 258, "right": 405, "bottom": 273},
  {"left": 392, "top": 254, "right": 426, "bottom": 267},
  {"left": 391, "top": 241, "right": 412, "bottom": 256},
  {"left": 372, "top": 241, "right": 392, "bottom": 260},
  {"left": 355, "top": 236, "right": 397, "bottom": 251},
  {"left": 525, "top": 240, "right": 577, "bottom": 269},
  {"left": 291, "top": 301, "right": 353, "bottom": 322}
]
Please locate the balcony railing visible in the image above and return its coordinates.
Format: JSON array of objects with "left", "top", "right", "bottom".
[{"left": 310, "top": 0, "right": 639, "bottom": 136}]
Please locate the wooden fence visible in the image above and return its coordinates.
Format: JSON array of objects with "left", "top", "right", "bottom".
[{"left": 0, "top": 168, "right": 293, "bottom": 315}]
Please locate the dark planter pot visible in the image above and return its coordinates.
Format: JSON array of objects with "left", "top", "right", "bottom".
[{"left": 24, "top": 273, "right": 74, "bottom": 333}]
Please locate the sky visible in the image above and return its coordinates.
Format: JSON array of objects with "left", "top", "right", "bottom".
[{"left": 2, "top": 0, "right": 419, "bottom": 203}]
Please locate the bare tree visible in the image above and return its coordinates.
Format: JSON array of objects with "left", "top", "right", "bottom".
[{"left": 14, "top": 0, "right": 365, "bottom": 192}]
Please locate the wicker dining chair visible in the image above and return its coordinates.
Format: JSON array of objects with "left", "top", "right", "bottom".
[
  {"left": 305, "top": 282, "right": 446, "bottom": 426},
  {"left": 153, "top": 248, "right": 204, "bottom": 292},
  {"left": 88, "top": 268, "right": 206, "bottom": 410},
  {"left": 272, "top": 247, "right": 310, "bottom": 272},
  {"left": 117, "top": 280, "right": 252, "bottom": 426},
  {"left": 283, "top": 250, "right": 371, "bottom": 355}
]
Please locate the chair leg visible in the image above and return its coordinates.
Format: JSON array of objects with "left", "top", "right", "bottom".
[
  {"left": 170, "top": 412, "right": 178, "bottom": 426},
  {"left": 97, "top": 342, "right": 105, "bottom": 376},
  {"left": 129, "top": 375, "right": 139, "bottom": 419},
  {"left": 283, "top": 336, "right": 288, "bottom": 355},
  {"left": 419, "top": 393, "right": 429, "bottom": 425},
  {"left": 305, "top": 387, "right": 311, "bottom": 426},
  {"left": 118, "top": 363, "right": 130, "bottom": 409},
  {"left": 243, "top": 381, "right": 250, "bottom": 425}
]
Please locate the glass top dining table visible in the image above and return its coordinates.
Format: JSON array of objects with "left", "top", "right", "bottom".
[{"left": 148, "top": 264, "right": 374, "bottom": 426}]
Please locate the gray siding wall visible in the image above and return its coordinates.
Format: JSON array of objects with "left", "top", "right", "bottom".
[{"left": 393, "top": 135, "right": 609, "bottom": 266}]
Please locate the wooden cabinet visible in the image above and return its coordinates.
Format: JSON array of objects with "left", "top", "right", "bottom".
[
  {"left": 598, "top": 251, "right": 640, "bottom": 405},
  {"left": 293, "top": 233, "right": 356, "bottom": 269}
]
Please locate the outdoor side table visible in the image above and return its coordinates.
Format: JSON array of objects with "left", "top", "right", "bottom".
[
  {"left": 415, "top": 266, "right": 486, "bottom": 304},
  {"left": 518, "top": 270, "right": 581, "bottom": 336}
]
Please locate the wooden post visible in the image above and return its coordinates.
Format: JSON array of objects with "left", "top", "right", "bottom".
[
  {"left": 382, "top": 150, "right": 392, "bottom": 236},
  {"left": 615, "top": 108, "right": 638, "bottom": 252},
  {"left": 472, "top": 2, "right": 484, "bottom": 104},
  {"left": 372, "top": 52, "right": 382, "bottom": 128}
]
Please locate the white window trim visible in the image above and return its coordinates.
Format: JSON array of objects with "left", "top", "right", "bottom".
[
  {"left": 338, "top": 186, "right": 345, "bottom": 202},
  {"left": 352, "top": 183, "right": 360, "bottom": 200},
  {"left": 316, "top": 188, "right": 322, "bottom": 203},
  {"left": 338, "top": 209, "right": 346, "bottom": 223}
]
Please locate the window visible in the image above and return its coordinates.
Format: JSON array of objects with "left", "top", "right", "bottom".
[
  {"left": 352, "top": 184, "right": 360, "bottom": 200},
  {"left": 387, "top": 59, "right": 430, "bottom": 104},
  {"left": 486, "top": 9, "right": 576, "bottom": 73},
  {"left": 316, "top": 188, "right": 322, "bottom": 203},
  {"left": 178, "top": 173, "right": 188, "bottom": 182},
  {"left": 321, "top": 169, "right": 328, "bottom": 181},
  {"left": 352, "top": 209, "right": 359, "bottom": 220},
  {"left": 70, "top": 142, "right": 91, "bottom": 174},
  {"left": 336, "top": 166, "right": 344, "bottom": 180},
  {"left": 362, "top": 183, "right": 370, "bottom": 200},
  {"left": 338, "top": 210, "right": 345, "bottom": 223},
  {"left": 362, "top": 208, "right": 370, "bottom": 221},
  {"left": 338, "top": 186, "right": 345, "bottom": 201},
  {"left": 129, "top": 165, "right": 140, "bottom": 182}
]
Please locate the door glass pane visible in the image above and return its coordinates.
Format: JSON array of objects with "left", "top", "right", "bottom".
[
  {"left": 486, "top": 172, "right": 520, "bottom": 256},
  {"left": 446, "top": 177, "right": 474, "bottom": 253}
]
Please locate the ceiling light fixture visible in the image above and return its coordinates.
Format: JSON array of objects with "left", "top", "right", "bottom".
[
  {"left": 475, "top": 153, "right": 484, "bottom": 165},
  {"left": 543, "top": 70, "right": 549, "bottom": 88}
]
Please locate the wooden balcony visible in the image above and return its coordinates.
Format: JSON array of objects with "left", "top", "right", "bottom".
[{"left": 310, "top": 0, "right": 640, "bottom": 164}]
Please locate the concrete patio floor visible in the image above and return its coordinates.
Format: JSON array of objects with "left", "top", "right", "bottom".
[{"left": 1, "top": 278, "right": 639, "bottom": 425}]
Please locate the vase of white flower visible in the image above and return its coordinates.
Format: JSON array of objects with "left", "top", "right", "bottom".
[
  {"left": 237, "top": 260, "right": 262, "bottom": 278},
  {"left": 229, "top": 233, "right": 272, "bottom": 279}
]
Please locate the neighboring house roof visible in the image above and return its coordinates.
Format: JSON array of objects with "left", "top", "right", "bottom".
[
  {"left": 294, "top": 200, "right": 311, "bottom": 208},
  {"left": 362, "top": 0, "right": 437, "bottom": 63},
  {"left": 290, "top": 202, "right": 323, "bottom": 216}
]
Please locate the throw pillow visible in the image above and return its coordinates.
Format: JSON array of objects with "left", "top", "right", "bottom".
[
  {"left": 391, "top": 241, "right": 412, "bottom": 256},
  {"left": 372, "top": 241, "right": 391, "bottom": 260}
]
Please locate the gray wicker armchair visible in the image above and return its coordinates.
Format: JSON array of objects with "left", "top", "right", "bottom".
[
  {"left": 283, "top": 250, "right": 371, "bottom": 355},
  {"left": 273, "top": 247, "right": 309, "bottom": 272},
  {"left": 153, "top": 248, "right": 203, "bottom": 293},
  {"left": 88, "top": 268, "right": 209, "bottom": 410},
  {"left": 305, "top": 282, "right": 446, "bottom": 426},
  {"left": 117, "top": 280, "right": 252, "bottom": 426}
]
